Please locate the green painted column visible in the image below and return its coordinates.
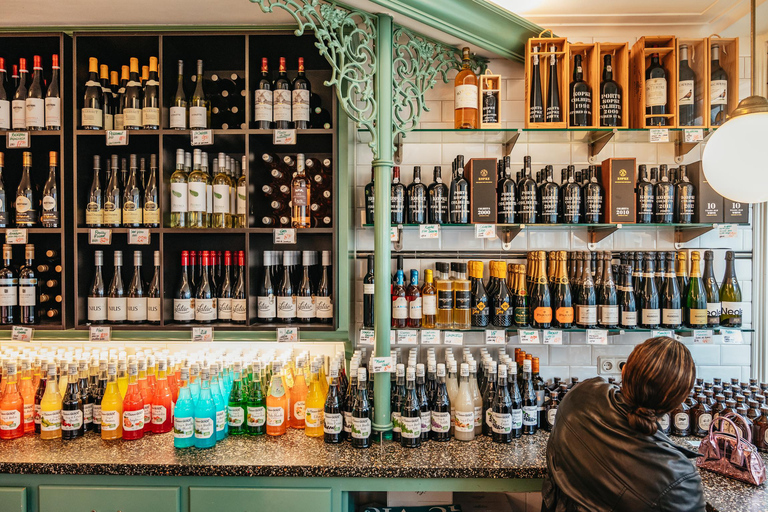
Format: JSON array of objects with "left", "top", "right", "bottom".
[{"left": 372, "top": 12, "right": 394, "bottom": 434}]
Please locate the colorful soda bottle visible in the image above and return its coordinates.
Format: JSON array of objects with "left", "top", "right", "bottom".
[
  {"left": 266, "top": 365, "right": 288, "bottom": 436},
  {"left": 246, "top": 361, "right": 266, "bottom": 436},
  {"left": 117, "top": 358, "right": 128, "bottom": 399},
  {"left": 100, "top": 361, "right": 123, "bottom": 440},
  {"left": 194, "top": 367, "right": 216, "bottom": 449},
  {"left": 122, "top": 361, "right": 144, "bottom": 440},
  {"left": 304, "top": 362, "right": 324, "bottom": 438},
  {"left": 137, "top": 358, "right": 152, "bottom": 434},
  {"left": 18, "top": 359, "right": 36, "bottom": 434},
  {"left": 151, "top": 359, "right": 173, "bottom": 434},
  {"left": 290, "top": 356, "right": 308, "bottom": 429},
  {"left": 174, "top": 367, "right": 195, "bottom": 448},
  {"left": 0, "top": 362, "right": 25, "bottom": 440},
  {"left": 39, "top": 364, "right": 62, "bottom": 440},
  {"left": 189, "top": 363, "right": 201, "bottom": 402},
  {"left": 210, "top": 364, "right": 227, "bottom": 441},
  {"left": 227, "top": 362, "right": 245, "bottom": 435},
  {"left": 61, "top": 363, "right": 84, "bottom": 440}
]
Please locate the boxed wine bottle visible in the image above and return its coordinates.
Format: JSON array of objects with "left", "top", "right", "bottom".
[
  {"left": 463, "top": 158, "right": 497, "bottom": 224},
  {"left": 723, "top": 200, "right": 749, "bottom": 224},
  {"left": 600, "top": 157, "right": 636, "bottom": 223},
  {"left": 686, "top": 161, "right": 723, "bottom": 223}
]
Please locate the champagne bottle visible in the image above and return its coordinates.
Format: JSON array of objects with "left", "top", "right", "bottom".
[
  {"left": 531, "top": 252, "right": 552, "bottom": 329},
  {"left": 703, "top": 250, "right": 721, "bottom": 328},
  {"left": 619, "top": 265, "right": 638, "bottom": 329},
  {"left": 661, "top": 252, "right": 682, "bottom": 329},
  {"left": 470, "top": 261, "right": 490, "bottom": 327},
  {"left": 686, "top": 251, "right": 708, "bottom": 328},
  {"left": 639, "top": 253, "right": 660, "bottom": 329},
  {"left": 598, "top": 252, "right": 618, "bottom": 328},
  {"left": 552, "top": 252, "right": 573, "bottom": 328},
  {"left": 577, "top": 253, "right": 597, "bottom": 328},
  {"left": 719, "top": 251, "right": 742, "bottom": 327}
]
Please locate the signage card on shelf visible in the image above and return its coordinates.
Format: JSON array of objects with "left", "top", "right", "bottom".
[
  {"left": 718, "top": 224, "right": 737, "bottom": 238},
  {"left": 721, "top": 329, "right": 743, "bottom": 344},
  {"left": 475, "top": 224, "right": 496, "bottom": 239},
  {"left": 89, "top": 228, "right": 112, "bottom": 245},
  {"left": 11, "top": 326, "right": 33, "bottom": 342},
  {"left": 649, "top": 128, "right": 669, "bottom": 143},
  {"left": 89, "top": 326, "right": 111, "bottom": 342},
  {"left": 6, "top": 131, "right": 30, "bottom": 149},
  {"left": 652, "top": 329, "right": 674, "bottom": 339},
  {"left": 190, "top": 129, "right": 213, "bottom": 146},
  {"left": 684, "top": 128, "right": 704, "bottom": 143},
  {"left": 372, "top": 356, "right": 393, "bottom": 374},
  {"left": 359, "top": 329, "right": 375, "bottom": 345},
  {"left": 273, "top": 129, "right": 297, "bottom": 145},
  {"left": 485, "top": 329, "right": 506, "bottom": 345},
  {"left": 693, "top": 329, "right": 713, "bottom": 344},
  {"left": 519, "top": 330, "right": 540, "bottom": 344},
  {"left": 105, "top": 130, "right": 128, "bottom": 146},
  {"left": 5, "top": 228, "right": 27, "bottom": 244},
  {"left": 128, "top": 228, "right": 150, "bottom": 245},
  {"left": 192, "top": 327, "right": 213, "bottom": 342},
  {"left": 273, "top": 228, "right": 296, "bottom": 244},
  {"left": 419, "top": 224, "right": 439, "bottom": 239},
  {"left": 421, "top": 330, "right": 440, "bottom": 344},
  {"left": 586, "top": 329, "right": 608, "bottom": 345},
  {"left": 397, "top": 330, "right": 418, "bottom": 345},
  {"left": 277, "top": 327, "right": 298, "bottom": 343},
  {"left": 390, "top": 330, "right": 396, "bottom": 344},
  {"left": 390, "top": 227, "right": 399, "bottom": 242},
  {"left": 443, "top": 332, "right": 463, "bottom": 346},
  {"left": 543, "top": 330, "right": 563, "bottom": 345}
]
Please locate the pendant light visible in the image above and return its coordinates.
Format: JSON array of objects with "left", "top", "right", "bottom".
[{"left": 702, "top": 0, "right": 768, "bottom": 203}]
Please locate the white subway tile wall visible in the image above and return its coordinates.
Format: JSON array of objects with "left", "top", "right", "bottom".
[{"left": 352, "top": 57, "right": 753, "bottom": 382}]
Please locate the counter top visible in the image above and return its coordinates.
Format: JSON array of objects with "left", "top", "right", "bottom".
[{"left": 0, "top": 430, "right": 764, "bottom": 512}]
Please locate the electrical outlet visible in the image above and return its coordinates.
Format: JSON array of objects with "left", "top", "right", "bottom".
[{"left": 598, "top": 356, "right": 629, "bottom": 375}]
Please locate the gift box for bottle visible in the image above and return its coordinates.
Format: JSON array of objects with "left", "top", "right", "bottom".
[
  {"left": 686, "top": 161, "right": 723, "bottom": 223},
  {"left": 600, "top": 157, "right": 636, "bottom": 223},
  {"left": 463, "top": 158, "right": 497, "bottom": 223},
  {"left": 723, "top": 199, "right": 749, "bottom": 223}
]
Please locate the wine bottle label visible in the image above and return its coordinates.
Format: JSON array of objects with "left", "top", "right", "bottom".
[
  {"left": 123, "top": 409, "right": 145, "bottom": 431},
  {"left": 107, "top": 297, "right": 127, "bottom": 322},
  {"left": 21, "top": 403, "right": 33, "bottom": 426},
  {"left": 256, "top": 294, "right": 276, "bottom": 318},
  {"left": 187, "top": 182, "right": 207, "bottom": 212},
  {"left": 697, "top": 413, "right": 712, "bottom": 432},
  {"left": 195, "top": 298, "right": 216, "bottom": 321},
  {"left": 293, "top": 401, "right": 306, "bottom": 421},
  {"left": 688, "top": 308, "right": 708, "bottom": 326},
  {"left": 273, "top": 90, "right": 291, "bottom": 122},
  {"left": 141, "top": 404, "right": 151, "bottom": 427},
  {"left": 316, "top": 297, "right": 333, "bottom": 319},
  {"left": 0, "top": 410, "right": 21, "bottom": 431},
  {"left": 401, "top": 415, "right": 421, "bottom": 439},
  {"left": 662, "top": 308, "right": 682, "bottom": 325},
  {"left": 522, "top": 405, "right": 537, "bottom": 426},
  {"left": 25, "top": 97, "right": 44, "bottom": 127},
  {"left": 0, "top": 99, "right": 10, "bottom": 130},
  {"left": 213, "top": 184, "right": 230, "bottom": 213},
  {"left": 343, "top": 411, "right": 353, "bottom": 433},
  {"left": 645, "top": 77, "right": 667, "bottom": 107},
  {"left": 15, "top": 196, "right": 32, "bottom": 213},
  {"left": 641, "top": 308, "right": 660, "bottom": 325},
  {"left": 194, "top": 417, "right": 214, "bottom": 438},
  {"left": 621, "top": 310, "right": 638, "bottom": 326},
  {"left": 254, "top": 90, "right": 273, "bottom": 122},
  {"left": 571, "top": 89, "right": 591, "bottom": 118},
  {"left": 324, "top": 412, "right": 343, "bottom": 434},
  {"left": 392, "top": 296, "right": 408, "bottom": 319},
  {"left": 0, "top": 280, "right": 17, "bottom": 306},
  {"left": 638, "top": 190, "right": 654, "bottom": 214},
  {"left": 232, "top": 299, "right": 247, "bottom": 322},
  {"left": 292, "top": 182, "right": 309, "bottom": 207},
  {"left": 61, "top": 409, "right": 83, "bottom": 431},
  {"left": 674, "top": 412, "right": 689, "bottom": 431},
  {"left": 431, "top": 411, "right": 451, "bottom": 433},
  {"left": 12, "top": 99, "right": 25, "bottom": 129},
  {"left": 189, "top": 106, "right": 207, "bottom": 129},
  {"left": 169, "top": 106, "right": 186, "bottom": 129},
  {"left": 711, "top": 80, "right": 728, "bottom": 105},
  {"left": 102, "top": 112, "right": 113, "bottom": 130},
  {"left": 85, "top": 202, "right": 103, "bottom": 225},
  {"left": 123, "top": 107, "right": 142, "bottom": 127},
  {"left": 174, "top": 298, "right": 194, "bottom": 321},
  {"left": 409, "top": 297, "right": 422, "bottom": 319},
  {"left": 721, "top": 302, "right": 742, "bottom": 320},
  {"left": 18, "top": 282, "right": 36, "bottom": 306},
  {"left": 599, "top": 305, "right": 619, "bottom": 325},
  {"left": 454, "top": 290, "right": 471, "bottom": 311},
  {"left": 491, "top": 411, "right": 512, "bottom": 434},
  {"left": 44, "top": 97, "right": 61, "bottom": 128},
  {"left": 454, "top": 84, "right": 478, "bottom": 110},
  {"left": 363, "top": 284, "right": 375, "bottom": 295},
  {"left": 421, "top": 294, "right": 437, "bottom": 315},
  {"left": 233, "top": 186, "right": 246, "bottom": 215},
  {"left": 127, "top": 297, "right": 148, "bottom": 322},
  {"left": 114, "top": 114, "right": 124, "bottom": 130},
  {"left": 534, "top": 306, "right": 553, "bottom": 324},
  {"left": 142, "top": 107, "right": 159, "bottom": 127},
  {"left": 266, "top": 406, "right": 285, "bottom": 426},
  {"left": 100, "top": 410, "right": 120, "bottom": 431},
  {"left": 247, "top": 406, "right": 266, "bottom": 427},
  {"left": 514, "top": 306, "right": 529, "bottom": 325},
  {"left": 170, "top": 183, "right": 188, "bottom": 213},
  {"left": 173, "top": 416, "right": 193, "bottom": 438},
  {"left": 707, "top": 302, "right": 721, "bottom": 325},
  {"left": 40, "top": 409, "right": 61, "bottom": 431},
  {"left": 351, "top": 416, "right": 371, "bottom": 439},
  {"left": 41, "top": 194, "right": 56, "bottom": 214},
  {"left": 215, "top": 297, "right": 231, "bottom": 320},
  {"left": 103, "top": 202, "right": 121, "bottom": 224},
  {"left": 206, "top": 184, "right": 213, "bottom": 214},
  {"left": 216, "top": 410, "right": 226, "bottom": 431},
  {"left": 678, "top": 80, "right": 694, "bottom": 106},
  {"left": 88, "top": 296, "right": 107, "bottom": 321},
  {"left": 437, "top": 290, "right": 453, "bottom": 311},
  {"left": 145, "top": 297, "right": 160, "bottom": 322},
  {"left": 555, "top": 307, "right": 574, "bottom": 324},
  {"left": 454, "top": 410, "right": 475, "bottom": 432},
  {"left": 509, "top": 409, "right": 522, "bottom": 430},
  {"left": 292, "top": 89, "right": 310, "bottom": 122},
  {"left": 577, "top": 305, "right": 597, "bottom": 324},
  {"left": 277, "top": 296, "right": 296, "bottom": 318}
]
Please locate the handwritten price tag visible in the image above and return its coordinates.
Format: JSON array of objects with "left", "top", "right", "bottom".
[
  {"left": 649, "top": 128, "right": 669, "bottom": 143},
  {"left": 721, "top": 329, "right": 743, "bottom": 344},
  {"left": 5, "top": 228, "right": 27, "bottom": 244},
  {"left": 421, "top": 330, "right": 440, "bottom": 344},
  {"left": 128, "top": 228, "right": 150, "bottom": 245},
  {"left": 693, "top": 329, "right": 713, "bottom": 344},
  {"left": 190, "top": 129, "right": 214, "bottom": 146},
  {"left": 6, "top": 131, "right": 30, "bottom": 149},
  {"left": 106, "top": 130, "right": 128, "bottom": 146},
  {"left": 652, "top": 329, "right": 674, "bottom": 339},
  {"left": 485, "top": 329, "right": 506, "bottom": 345},
  {"left": 519, "top": 329, "right": 540, "bottom": 344},
  {"left": 273, "top": 228, "right": 296, "bottom": 244},
  {"left": 359, "top": 329, "right": 375, "bottom": 345},
  {"left": 273, "top": 129, "right": 297, "bottom": 145},
  {"left": 89, "top": 326, "right": 111, "bottom": 342},
  {"left": 586, "top": 329, "right": 608, "bottom": 345},
  {"left": 475, "top": 224, "right": 496, "bottom": 239},
  {"left": 397, "top": 330, "right": 418, "bottom": 345},
  {"left": 89, "top": 228, "right": 112, "bottom": 245},
  {"left": 543, "top": 330, "right": 563, "bottom": 345},
  {"left": 11, "top": 326, "right": 33, "bottom": 342},
  {"left": 372, "top": 356, "right": 393, "bottom": 373},
  {"left": 419, "top": 224, "right": 439, "bottom": 239},
  {"left": 390, "top": 226, "right": 399, "bottom": 242},
  {"left": 192, "top": 327, "right": 213, "bottom": 342},
  {"left": 277, "top": 327, "right": 298, "bottom": 343},
  {"left": 718, "top": 224, "right": 737, "bottom": 238},
  {"left": 684, "top": 128, "right": 704, "bottom": 143},
  {"left": 443, "top": 332, "right": 463, "bottom": 346}
]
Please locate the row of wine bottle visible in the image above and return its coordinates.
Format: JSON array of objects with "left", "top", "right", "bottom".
[
  {"left": 0, "top": 151, "right": 59, "bottom": 228},
  {"left": 0, "top": 244, "right": 63, "bottom": 325},
  {"left": 0, "top": 55, "right": 61, "bottom": 131}
]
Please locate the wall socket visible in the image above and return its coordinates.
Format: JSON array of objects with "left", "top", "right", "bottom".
[{"left": 597, "top": 356, "right": 628, "bottom": 375}]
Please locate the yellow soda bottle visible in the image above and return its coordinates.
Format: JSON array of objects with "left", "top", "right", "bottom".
[
  {"left": 100, "top": 361, "right": 123, "bottom": 440},
  {"left": 117, "top": 358, "right": 128, "bottom": 399},
  {"left": 57, "top": 360, "right": 68, "bottom": 397},
  {"left": 290, "top": 356, "right": 308, "bottom": 429},
  {"left": 40, "top": 364, "right": 62, "bottom": 440},
  {"left": 318, "top": 357, "right": 329, "bottom": 395},
  {"left": 304, "top": 361, "right": 324, "bottom": 437}
]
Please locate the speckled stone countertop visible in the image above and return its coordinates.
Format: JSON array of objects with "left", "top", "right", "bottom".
[{"left": 0, "top": 431, "right": 765, "bottom": 511}]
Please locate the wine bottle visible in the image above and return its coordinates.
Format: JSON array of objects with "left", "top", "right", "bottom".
[
  {"left": 254, "top": 58, "right": 272, "bottom": 129},
  {"left": 453, "top": 263, "right": 471, "bottom": 329},
  {"left": 428, "top": 166, "right": 449, "bottom": 224},
  {"left": 678, "top": 44, "right": 696, "bottom": 126},
  {"left": 636, "top": 165, "right": 654, "bottom": 223},
  {"left": 169, "top": 60, "right": 187, "bottom": 130},
  {"left": 24, "top": 55, "right": 45, "bottom": 131},
  {"left": 541, "top": 167, "right": 559, "bottom": 224},
  {"left": 315, "top": 251, "right": 332, "bottom": 324},
  {"left": 546, "top": 45, "right": 562, "bottom": 123},
  {"left": 296, "top": 251, "right": 315, "bottom": 324},
  {"left": 576, "top": 253, "right": 597, "bottom": 328},
  {"left": 98, "top": 64, "right": 113, "bottom": 130},
  {"left": 703, "top": 251, "right": 721, "bottom": 328},
  {"left": 584, "top": 167, "right": 603, "bottom": 224},
  {"left": 645, "top": 53, "right": 667, "bottom": 126},
  {"left": 141, "top": 154, "right": 159, "bottom": 227},
  {"left": 211, "top": 153, "right": 232, "bottom": 229},
  {"left": 126, "top": 251, "right": 146, "bottom": 324},
  {"left": 406, "top": 166, "right": 427, "bottom": 225},
  {"left": 470, "top": 261, "right": 490, "bottom": 328},
  {"left": 497, "top": 157, "right": 516, "bottom": 224},
  {"left": 364, "top": 168, "right": 374, "bottom": 225},
  {"left": 174, "top": 251, "right": 194, "bottom": 323},
  {"left": 142, "top": 57, "right": 160, "bottom": 129},
  {"left": 600, "top": 54, "right": 622, "bottom": 127},
  {"left": 292, "top": 58, "right": 311, "bottom": 130},
  {"left": 236, "top": 155, "right": 247, "bottom": 228},
  {"left": 189, "top": 60, "right": 207, "bottom": 129},
  {"left": 273, "top": 57, "right": 291, "bottom": 130},
  {"left": 17, "top": 244, "right": 37, "bottom": 325},
  {"left": 492, "top": 261, "right": 513, "bottom": 328},
  {"left": 291, "top": 154, "right": 311, "bottom": 228},
  {"left": 114, "top": 65, "right": 128, "bottom": 130},
  {"left": 674, "top": 165, "right": 695, "bottom": 224},
  {"left": 400, "top": 366, "right": 422, "bottom": 448},
  {"left": 41, "top": 151, "right": 59, "bottom": 228},
  {"left": 518, "top": 156, "right": 537, "bottom": 224},
  {"left": 0, "top": 244, "right": 17, "bottom": 325},
  {"left": 170, "top": 149, "right": 188, "bottom": 228},
  {"left": 639, "top": 253, "right": 660, "bottom": 328},
  {"left": 187, "top": 149, "right": 208, "bottom": 228},
  {"left": 619, "top": 265, "right": 638, "bottom": 329},
  {"left": 598, "top": 252, "right": 618, "bottom": 328},
  {"left": 87, "top": 250, "right": 107, "bottom": 324},
  {"left": 521, "top": 359, "right": 537, "bottom": 435},
  {"left": 450, "top": 157, "right": 469, "bottom": 224},
  {"left": 661, "top": 252, "right": 682, "bottom": 329},
  {"left": 710, "top": 44, "right": 728, "bottom": 126},
  {"left": 106, "top": 250, "right": 126, "bottom": 324},
  {"left": 123, "top": 154, "right": 142, "bottom": 227},
  {"left": 404, "top": 269, "right": 422, "bottom": 328},
  {"left": 676, "top": 251, "right": 690, "bottom": 299},
  {"left": 362, "top": 254, "right": 375, "bottom": 328},
  {"left": 686, "top": 251, "right": 708, "bottom": 329},
  {"left": 529, "top": 46, "right": 544, "bottom": 123},
  {"left": 391, "top": 269, "right": 407, "bottom": 328},
  {"left": 45, "top": 55, "right": 61, "bottom": 130},
  {"left": 277, "top": 251, "right": 295, "bottom": 323},
  {"left": 720, "top": 251, "right": 742, "bottom": 327},
  {"left": 390, "top": 166, "right": 406, "bottom": 225},
  {"left": 194, "top": 251, "right": 215, "bottom": 324},
  {"left": 0, "top": 58, "right": 10, "bottom": 130},
  {"left": 232, "top": 251, "right": 247, "bottom": 325},
  {"left": 454, "top": 47, "right": 478, "bottom": 129},
  {"left": 551, "top": 252, "right": 573, "bottom": 328},
  {"left": 530, "top": 252, "right": 552, "bottom": 329},
  {"left": 15, "top": 152, "right": 38, "bottom": 227},
  {"left": 147, "top": 251, "right": 161, "bottom": 325},
  {"left": 654, "top": 165, "right": 674, "bottom": 223},
  {"left": 569, "top": 54, "right": 591, "bottom": 126},
  {"left": 11, "top": 58, "right": 28, "bottom": 130},
  {"left": 123, "top": 58, "right": 143, "bottom": 130}
]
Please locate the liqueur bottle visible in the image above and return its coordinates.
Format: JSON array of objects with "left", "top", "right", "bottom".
[
  {"left": 540, "top": 167, "right": 559, "bottom": 224},
  {"left": 654, "top": 165, "right": 674, "bottom": 223},
  {"left": 470, "top": 261, "right": 490, "bottom": 328},
  {"left": 454, "top": 363, "right": 475, "bottom": 441},
  {"left": 545, "top": 45, "right": 562, "bottom": 123},
  {"left": 0, "top": 362, "right": 24, "bottom": 439},
  {"left": 406, "top": 269, "right": 422, "bottom": 328},
  {"left": 173, "top": 367, "right": 195, "bottom": 447},
  {"left": 492, "top": 261, "right": 513, "bottom": 328},
  {"left": 421, "top": 269, "right": 437, "bottom": 329},
  {"left": 598, "top": 252, "right": 618, "bottom": 328},
  {"left": 529, "top": 46, "right": 544, "bottom": 123},
  {"left": 678, "top": 44, "right": 697, "bottom": 126},
  {"left": 710, "top": 44, "right": 729, "bottom": 126},
  {"left": 406, "top": 166, "right": 427, "bottom": 225},
  {"left": 584, "top": 167, "right": 603, "bottom": 224},
  {"left": 427, "top": 166, "right": 449, "bottom": 224},
  {"left": 291, "top": 154, "right": 311, "bottom": 228},
  {"left": 497, "top": 157, "right": 516, "bottom": 224},
  {"left": 645, "top": 53, "right": 668, "bottom": 126},
  {"left": 576, "top": 254, "right": 597, "bottom": 328},
  {"left": 491, "top": 364, "right": 513, "bottom": 443},
  {"left": 449, "top": 158, "right": 469, "bottom": 224},
  {"left": 39, "top": 364, "right": 62, "bottom": 440},
  {"left": 521, "top": 358, "right": 537, "bottom": 435},
  {"left": 674, "top": 165, "right": 695, "bottom": 224},
  {"left": 517, "top": 157, "right": 537, "bottom": 224},
  {"left": 435, "top": 263, "right": 453, "bottom": 329},
  {"left": 454, "top": 47, "right": 478, "bottom": 129},
  {"left": 570, "top": 54, "right": 592, "bottom": 127},
  {"left": 351, "top": 367, "right": 372, "bottom": 448},
  {"left": 400, "top": 366, "right": 422, "bottom": 448},
  {"left": 391, "top": 269, "right": 407, "bottom": 328},
  {"left": 452, "top": 263, "right": 471, "bottom": 329},
  {"left": 562, "top": 166, "right": 582, "bottom": 224},
  {"left": 390, "top": 166, "right": 406, "bottom": 225},
  {"left": 305, "top": 361, "right": 324, "bottom": 438},
  {"left": 194, "top": 368, "right": 217, "bottom": 448},
  {"left": 324, "top": 363, "right": 343, "bottom": 444},
  {"left": 415, "top": 364, "right": 431, "bottom": 444},
  {"left": 636, "top": 165, "right": 654, "bottom": 223}
]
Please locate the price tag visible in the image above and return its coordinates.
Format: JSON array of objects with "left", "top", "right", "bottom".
[
  {"left": 128, "top": 228, "right": 150, "bottom": 245},
  {"left": 89, "top": 326, "right": 111, "bottom": 342},
  {"left": 390, "top": 226, "right": 399, "bottom": 242},
  {"left": 192, "top": 327, "right": 214, "bottom": 342},
  {"left": 11, "top": 326, "right": 33, "bottom": 342},
  {"left": 485, "top": 329, "right": 506, "bottom": 345},
  {"left": 372, "top": 356, "right": 393, "bottom": 373},
  {"left": 443, "top": 332, "right": 463, "bottom": 346},
  {"left": 359, "top": 329, "right": 375, "bottom": 345},
  {"left": 397, "top": 330, "right": 418, "bottom": 345},
  {"left": 586, "top": 329, "right": 608, "bottom": 345},
  {"left": 718, "top": 224, "right": 737, "bottom": 238},
  {"left": 421, "top": 330, "right": 440, "bottom": 345},
  {"left": 277, "top": 327, "right": 298, "bottom": 343},
  {"left": 273, "top": 228, "right": 296, "bottom": 244},
  {"left": 693, "top": 329, "right": 713, "bottom": 344},
  {"left": 519, "top": 329, "right": 540, "bottom": 344},
  {"left": 684, "top": 128, "right": 704, "bottom": 143},
  {"left": 89, "top": 228, "right": 112, "bottom": 245},
  {"left": 190, "top": 129, "right": 214, "bottom": 146},
  {"left": 273, "top": 129, "right": 297, "bottom": 145},
  {"left": 721, "top": 329, "right": 743, "bottom": 344},
  {"left": 6, "top": 131, "right": 30, "bottom": 149},
  {"left": 106, "top": 130, "right": 128, "bottom": 146},
  {"left": 475, "top": 224, "right": 496, "bottom": 239},
  {"left": 390, "top": 330, "right": 396, "bottom": 344},
  {"left": 652, "top": 329, "right": 675, "bottom": 339},
  {"left": 649, "top": 128, "right": 669, "bottom": 143},
  {"left": 543, "top": 330, "right": 563, "bottom": 345},
  {"left": 5, "top": 228, "right": 27, "bottom": 244},
  {"left": 419, "top": 224, "right": 439, "bottom": 239}
]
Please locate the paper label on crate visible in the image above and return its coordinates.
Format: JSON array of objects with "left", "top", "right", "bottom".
[
  {"left": 419, "top": 224, "right": 439, "bottom": 239},
  {"left": 390, "top": 226, "right": 399, "bottom": 242},
  {"left": 5, "top": 228, "right": 27, "bottom": 244},
  {"left": 519, "top": 329, "right": 540, "bottom": 344},
  {"left": 106, "top": 130, "right": 128, "bottom": 146},
  {"left": 273, "top": 228, "right": 296, "bottom": 244},
  {"left": 649, "top": 128, "right": 669, "bottom": 143},
  {"left": 586, "top": 329, "right": 608, "bottom": 345},
  {"left": 684, "top": 128, "right": 704, "bottom": 143},
  {"left": 485, "top": 329, "right": 506, "bottom": 345},
  {"left": 721, "top": 329, "right": 743, "bottom": 344},
  {"left": 128, "top": 228, "right": 150, "bottom": 245},
  {"left": 652, "top": 329, "right": 675, "bottom": 339},
  {"left": 396, "top": 330, "right": 418, "bottom": 345},
  {"left": 273, "top": 129, "right": 297, "bottom": 145},
  {"left": 89, "top": 228, "right": 112, "bottom": 245},
  {"left": 372, "top": 356, "right": 393, "bottom": 373},
  {"left": 543, "top": 330, "right": 563, "bottom": 345},
  {"left": 475, "top": 224, "right": 496, "bottom": 239},
  {"left": 11, "top": 326, "right": 33, "bottom": 342},
  {"left": 190, "top": 129, "right": 213, "bottom": 146},
  {"left": 693, "top": 329, "right": 713, "bottom": 344},
  {"left": 277, "top": 327, "right": 298, "bottom": 343},
  {"left": 421, "top": 330, "right": 440, "bottom": 344},
  {"left": 443, "top": 332, "right": 463, "bottom": 345},
  {"left": 359, "top": 329, "right": 375, "bottom": 345},
  {"left": 718, "top": 224, "right": 737, "bottom": 238},
  {"left": 6, "top": 131, "right": 30, "bottom": 149},
  {"left": 89, "top": 326, "right": 111, "bottom": 342},
  {"left": 192, "top": 327, "right": 213, "bottom": 342}
]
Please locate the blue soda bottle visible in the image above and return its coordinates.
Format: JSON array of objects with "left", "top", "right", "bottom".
[
  {"left": 194, "top": 367, "right": 216, "bottom": 449},
  {"left": 189, "top": 363, "right": 201, "bottom": 403},
  {"left": 210, "top": 364, "right": 228, "bottom": 441},
  {"left": 173, "top": 367, "right": 195, "bottom": 448}
]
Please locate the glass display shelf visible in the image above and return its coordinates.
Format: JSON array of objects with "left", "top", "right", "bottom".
[{"left": 370, "top": 326, "right": 754, "bottom": 336}]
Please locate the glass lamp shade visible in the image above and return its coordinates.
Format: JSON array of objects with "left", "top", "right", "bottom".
[{"left": 702, "top": 111, "right": 768, "bottom": 203}]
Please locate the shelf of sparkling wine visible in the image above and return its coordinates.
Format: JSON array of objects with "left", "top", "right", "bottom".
[{"left": 0, "top": 244, "right": 62, "bottom": 327}]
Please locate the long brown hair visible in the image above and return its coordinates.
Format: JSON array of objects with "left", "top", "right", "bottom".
[{"left": 622, "top": 337, "right": 696, "bottom": 435}]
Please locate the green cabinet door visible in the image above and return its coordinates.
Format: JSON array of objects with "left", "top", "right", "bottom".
[
  {"left": 39, "top": 485, "right": 180, "bottom": 512},
  {"left": 0, "top": 487, "right": 26, "bottom": 512},
  {"left": 190, "top": 487, "right": 332, "bottom": 512}
]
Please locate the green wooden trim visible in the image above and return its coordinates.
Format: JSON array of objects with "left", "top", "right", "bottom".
[
  {"left": 0, "top": 25, "right": 298, "bottom": 34},
  {"left": 0, "top": 330, "right": 349, "bottom": 342},
  {"left": 336, "top": 104, "right": 352, "bottom": 350}
]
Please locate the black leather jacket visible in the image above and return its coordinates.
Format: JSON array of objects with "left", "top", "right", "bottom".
[{"left": 542, "top": 377, "right": 705, "bottom": 512}]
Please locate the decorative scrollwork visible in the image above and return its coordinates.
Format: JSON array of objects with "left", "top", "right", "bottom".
[{"left": 252, "top": 0, "right": 379, "bottom": 157}]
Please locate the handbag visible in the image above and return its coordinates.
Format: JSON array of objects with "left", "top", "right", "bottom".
[{"left": 697, "top": 413, "right": 766, "bottom": 485}]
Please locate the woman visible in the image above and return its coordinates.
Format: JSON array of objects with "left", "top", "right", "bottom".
[{"left": 542, "top": 337, "right": 705, "bottom": 512}]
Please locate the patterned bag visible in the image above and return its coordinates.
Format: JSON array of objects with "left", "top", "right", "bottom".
[{"left": 697, "top": 413, "right": 766, "bottom": 486}]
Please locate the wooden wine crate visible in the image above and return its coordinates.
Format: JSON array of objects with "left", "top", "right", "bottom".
[
  {"left": 596, "top": 42, "right": 629, "bottom": 129},
  {"left": 629, "top": 35, "right": 678, "bottom": 128},
  {"left": 676, "top": 38, "right": 708, "bottom": 128},
  {"left": 706, "top": 36, "right": 740, "bottom": 129},
  {"left": 525, "top": 36, "right": 569, "bottom": 129},
  {"left": 567, "top": 43, "right": 599, "bottom": 129}
]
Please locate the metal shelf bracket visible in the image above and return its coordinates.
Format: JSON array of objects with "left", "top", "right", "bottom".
[
  {"left": 588, "top": 224, "right": 619, "bottom": 247},
  {"left": 499, "top": 225, "right": 523, "bottom": 250},
  {"left": 675, "top": 224, "right": 715, "bottom": 248},
  {"left": 588, "top": 129, "right": 616, "bottom": 163},
  {"left": 502, "top": 130, "right": 522, "bottom": 157}
]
